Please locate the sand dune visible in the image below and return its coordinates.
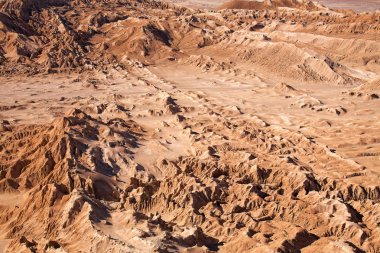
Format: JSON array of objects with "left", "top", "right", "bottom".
[
  {"left": 0, "top": 0, "right": 379, "bottom": 252},
  {"left": 219, "top": 0, "right": 326, "bottom": 11}
]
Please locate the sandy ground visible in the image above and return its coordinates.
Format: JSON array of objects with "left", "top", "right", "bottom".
[
  {"left": 316, "top": 0, "right": 380, "bottom": 12},
  {"left": 150, "top": 63, "right": 380, "bottom": 182},
  {"left": 168, "top": 0, "right": 380, "bottom": 12}
]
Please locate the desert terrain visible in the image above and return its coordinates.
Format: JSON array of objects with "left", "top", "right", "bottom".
[
  {"left": 0, "top": 0, "right": 379, "bottom": 252},
  {"left": 317, "top": 0, "right": 380, "bottom": 13},
  {"left": 170, "top": 0, "right": 380, "bottom": 12}
]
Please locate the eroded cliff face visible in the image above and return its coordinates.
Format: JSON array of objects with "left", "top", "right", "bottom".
[{"left": 0, "top": 0, "right": 379, "bottom": 252}]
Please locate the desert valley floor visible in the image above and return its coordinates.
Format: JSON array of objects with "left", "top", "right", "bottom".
[{"left": 0, "top": 0, "right": 379, "bottom": 252}]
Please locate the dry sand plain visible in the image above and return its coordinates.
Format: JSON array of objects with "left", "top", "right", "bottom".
[
  {"left": 170, "top": 0, "right": 380, "bottom": 12},
  {"left": 317, "top": 0, "right": 380, "bottom": 13},
  {"left": 0, "top": 0, "right": 380, "bottom": 252}
]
